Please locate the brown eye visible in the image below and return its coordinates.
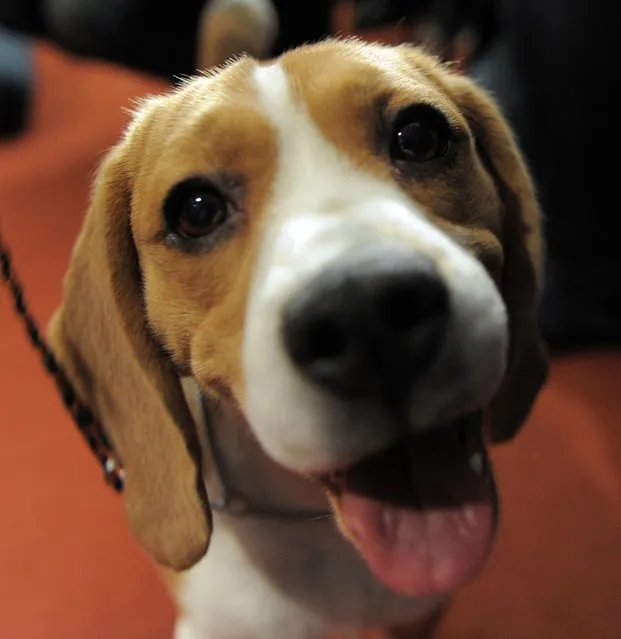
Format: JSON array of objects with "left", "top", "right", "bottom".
[
  {"left": 164, "top": 178, "right": 229, "bottom": 240},
  {"left": 391, "top": 105, "right": 452, "bottom": 163}
]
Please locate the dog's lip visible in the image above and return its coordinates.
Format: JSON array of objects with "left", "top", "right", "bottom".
[{"left": 312, "top": 412, "right": 488, "bottom": 488}]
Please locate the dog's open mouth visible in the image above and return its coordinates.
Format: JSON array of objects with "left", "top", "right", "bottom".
[{"left": 319, "top": 413, "right": 495, "bottom": 599}]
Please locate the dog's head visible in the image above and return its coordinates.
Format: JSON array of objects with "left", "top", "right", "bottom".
[{"left": 49, "top": 40, "right": 547, "bottom": 595}]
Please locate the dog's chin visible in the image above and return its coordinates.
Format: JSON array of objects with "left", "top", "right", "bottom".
[{"left": 314, "top": 413, "right": 497, "bottom": 600}]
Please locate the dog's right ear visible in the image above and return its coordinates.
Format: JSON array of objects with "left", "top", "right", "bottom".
[
  {"left": 48, "top": 108, "right": 211, "bottom": 571},
  {"left": 442, "top": 71, "right": 549, "bottom": 443}
]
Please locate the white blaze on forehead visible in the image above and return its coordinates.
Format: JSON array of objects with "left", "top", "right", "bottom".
[
  {"left": 251, "top": 62, "right": 422, "bottom": 293},
  {"left": 252, "top": 62, "right": 295, "bottom": 126},
  {"left": 251, "top": 62, "right": 408, "bottom": 215}
]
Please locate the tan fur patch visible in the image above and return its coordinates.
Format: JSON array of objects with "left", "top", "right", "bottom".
[{"left": 128, "top": 59, "right": 279, "bottom": 395}]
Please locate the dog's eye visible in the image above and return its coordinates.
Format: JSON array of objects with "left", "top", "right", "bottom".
[
  {"left": 391, "top": 105, "right": 452, "bottom": 163},
  {"left": 164, "top": 179, "right": 229, "bottom": 240}
]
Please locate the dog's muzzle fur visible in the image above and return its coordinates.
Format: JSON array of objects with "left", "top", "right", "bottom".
[{"left": 243, "top": 199, "right": 507, "bottom": 476}]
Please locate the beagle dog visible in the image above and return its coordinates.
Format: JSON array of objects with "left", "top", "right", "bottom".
[{"left": 48, "top": 39, "right": 548, "bottom": 639}]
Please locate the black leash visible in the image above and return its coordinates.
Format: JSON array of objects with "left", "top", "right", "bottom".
[{"left": 0, "top": 229, "right": 124, "bottom": 492}]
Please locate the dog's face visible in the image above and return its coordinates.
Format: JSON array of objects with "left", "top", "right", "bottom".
[{"left": 49, "top": 40, "right": 547, "bottom": 596}]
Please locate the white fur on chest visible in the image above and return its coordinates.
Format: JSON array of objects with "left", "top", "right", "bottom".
[{"left": 173, "top": 513, "right": 443, "bottom": 639}]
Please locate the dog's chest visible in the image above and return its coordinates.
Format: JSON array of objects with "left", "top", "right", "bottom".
[{"left": 172, "top": 514, "right": 442, "bottom": 639}]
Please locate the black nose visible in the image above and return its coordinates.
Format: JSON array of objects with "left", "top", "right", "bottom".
[{"left": 281, "top": 249, "right": 449, "bottom": 403}]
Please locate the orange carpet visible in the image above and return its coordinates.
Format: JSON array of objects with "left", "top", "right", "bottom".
[{"left": 1, "top": 43, "right": 621, "bottom": 639}]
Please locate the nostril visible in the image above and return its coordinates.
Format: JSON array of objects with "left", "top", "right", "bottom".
[{"left": 301, "top": 317, "right": 348, "bottom": 363}]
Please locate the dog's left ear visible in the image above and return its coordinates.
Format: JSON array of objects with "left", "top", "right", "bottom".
[
  {"left": 446, "top": 73, "right": 549, "bottom": 442},
  {"left": 47, "top": 104, "right": 211, "bottom": 570}
]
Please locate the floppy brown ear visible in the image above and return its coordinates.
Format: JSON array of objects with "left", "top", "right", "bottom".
[
  {"left": 48, "top": 120, "right": 211, "bottom": 570},
  {"left": 447, "top": 73, "right": 549, "bottom": 442}
]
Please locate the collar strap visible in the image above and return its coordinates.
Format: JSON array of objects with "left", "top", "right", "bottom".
[{"left": 189, "top": 381, "right": 331, "bottom": 521}]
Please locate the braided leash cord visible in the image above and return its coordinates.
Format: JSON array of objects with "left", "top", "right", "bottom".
[{"left": 0, "top": 230, "right": 124, "bottom": 492}]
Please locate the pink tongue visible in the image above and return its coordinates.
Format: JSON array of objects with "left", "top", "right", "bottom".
[{"left": 340, "top": 492, "right": 494, "bottom": 598}]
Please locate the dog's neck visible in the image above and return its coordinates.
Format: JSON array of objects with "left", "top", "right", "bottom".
[{"left": 181, "top": 378, "right": 330, "bottom": 520}]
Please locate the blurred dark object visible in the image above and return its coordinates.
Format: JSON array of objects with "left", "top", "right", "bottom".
[
  {"left": 470, "top": 0, "right": 621, "bottom": 352},
  {"left": 0, "top": 0, "right": 207, "bottom": 79},
  {"left": 0, "top": 27, "right": 34, "bottom": 138},
  {"left": 0, "top": 0, "right": 45, "bottom": 35},
  {"left": 271, "top": 0, "right": 333, "bottom": 54},
  {"left": 43, "top": 0, "right": 205, "bottom": 78},
  {"left": 353, "top": 0, "right": 498, "bottom": 63}
]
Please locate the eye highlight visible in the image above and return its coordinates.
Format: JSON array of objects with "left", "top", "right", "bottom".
[
  {"left": 390, "top": 104, "right": 453, "bottom": 164},
  {"left": 163, "top": 177, "right": 230, "bottom": 241}
]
